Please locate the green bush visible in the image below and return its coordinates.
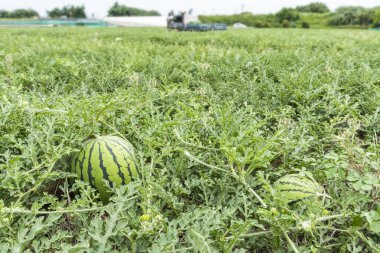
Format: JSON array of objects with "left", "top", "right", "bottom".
[
  {"left": 199, "top": 13, "right": 276, "bottom": 27},
  {"left": 200, "top": 5, "right": 377, "bottom": 29},
  {"left": 371, "top": 8, "right": 380, "bottom": 27},
  {"left": 282, "top": 19, "right": 290, "bottom": 28},
  {"left": 328, "top": 6, "right": 372, "bottom": 27},
  {"left": 254, "top": 21, "right": 271, "bottom": 28},
  {"left": 0, "top": 9, "right": 39, "bottom": 18},
  {"left": 276, "top": 8, "right": 300, "bottom": 22},
  {"left": 47, "top": 5, "right": 86, "bottom": 18},
  {"left": 302, "top": 21, "right": 311, "bottom": 28},
  {"left": 296, "top": 2, "right": 330, "bottom": 13},
  {"left": 107, "top": 2, "right": 160, "bottom": 17}
]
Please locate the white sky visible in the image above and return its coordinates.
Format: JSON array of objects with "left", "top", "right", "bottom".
[{"left": 1, "top": 0, "right": 379, "bottom": 18}]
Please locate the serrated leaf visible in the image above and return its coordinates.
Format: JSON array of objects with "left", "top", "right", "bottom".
[
  {"left": 187, "top": 229, "right": 212, "bottom": 253},
  {"left": 363, "top": 210, "right": 380, "bottom": 233}
]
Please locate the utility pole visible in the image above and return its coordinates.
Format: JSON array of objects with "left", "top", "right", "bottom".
[{"left": 241, "top": 3, "right": 245, "bottom": 13}]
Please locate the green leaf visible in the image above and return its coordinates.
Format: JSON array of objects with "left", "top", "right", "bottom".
[
  {"left": 362, "top": 210, "right": 380, "bottom": 233},
  {"left": 0, "top": 244, "right": 10, "bottom": 253},
  {"left": 187, "top": 229, "right": 212, "bottom": 253}
]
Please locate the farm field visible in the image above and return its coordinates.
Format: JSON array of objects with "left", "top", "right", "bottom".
[{"left": 0, "top": 28, "right": 380, "bottom": 252}]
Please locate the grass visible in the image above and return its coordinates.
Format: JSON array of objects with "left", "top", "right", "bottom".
[{"left": 0, "top": 27, "right": 379, "bottom": 252}]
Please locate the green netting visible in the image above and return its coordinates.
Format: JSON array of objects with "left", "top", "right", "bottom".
[{"left": 0, "top": 19, "right": 110, "bottom": 27}]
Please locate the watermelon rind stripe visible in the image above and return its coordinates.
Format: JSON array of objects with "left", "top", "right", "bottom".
[
  {"left": 103, "top": 141, "right": 131, "bottom": 183},
  {"left": 107, "top": 138, "right": 135, "bottom": 159},
  {"left": 275, "top": 182, "right": 314, "bottom": 190},
  {"left": 107, "top": 140, "right": 139, "bottom": 179},
  {"left": 101, "top": 140, "right": 127, "bottom": 185},
  {"left": 280, "top": 175, "right": 316, "bottom": 184},
  {"left": 98, "top": 141, "right": 114, "bottom": 187},
  {"left": 277, "top": 176, "right": 320, "bottom": 186},
  {"left": 119, "top": 146, "right": 139, "bottom": 179},
  {"left": 86, "top": 140, "right": 97, "bottom": 188},
  {"left": 105, "top": 136, "right": 134, "bottom": 152},
  {"left": 78, "top": 149, "right": 86, "bottom": 181},
  {"left": 277, "top": 189, "right": 317, "bottom": 195},
  {"left": 276, "top": 177, "right": 315, "bottom": 185},
  {"left": 275, "top": 181, "right": 316, "bottom": 189},
  {"left": 74, "top": 152, "right": 81, "bottom": 180},
  {"left": 276, "top": 185, "right": 316, "bottom": 193},
  {"left": 277, "top": 181, "right": 319, "bottom": 190},
  {"left": 122, "top": 153, "right": 139, "bottom": 178},
  {"left": 276, "top": 184, "right": 316, "bottom": 191},
  {"left": 287, "top": 196, "right": 314, "bottom": 204}
]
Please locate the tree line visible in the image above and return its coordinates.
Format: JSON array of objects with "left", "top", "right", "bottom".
[
  {"left": 0, "top": 9, "right": 38, "bottom": 19},
  {"left": 0, "top": 2, "right": 160, "bottom": 19},
  {"left": 107, "top": 2, "right": 160, "bottom": 17},
  {"left": 200, "top": 3, "right": 380, "bottom": 28}
]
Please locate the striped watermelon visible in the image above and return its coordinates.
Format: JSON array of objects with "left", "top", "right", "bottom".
[
  {"left": 71, "top": 135, "right": 139, "bottom": 202},
  {"left": 273, "top": 173, "right": 324, "bottom": 204}
]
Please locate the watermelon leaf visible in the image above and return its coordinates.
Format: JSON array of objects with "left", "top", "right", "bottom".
[{"left": 187, "top": 229, "right": 213, "bottom": 253}]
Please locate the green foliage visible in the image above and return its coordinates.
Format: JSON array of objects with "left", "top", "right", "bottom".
[
  {"left": 47, "top": 5, "right": 86, "bottom": 19},
  {"left": 282, "top": 19, "right": 290, "bottom": 28},
  {"left": 298, "top": 13, "right": 331, "bottom": 28},
  {"left": 329, "top": 6, "right": 373, "bottom": 27},
  {"left": 301, "top": 21, "right": 310, "bottom": 28},
  {"left": 107, "top": 2, "right": 160, "bottom": 17},
  {"left": 199, "top": 13, "right": 276, "bottom": 28},
  {"left": 0, "top": 9, "right": 39, "bottom": 19},
  {"left": 276, "top": 8, "right": 300, "bottom": 22},
  {"left": 199, "top": 12, "right": 332, "bottom": 29},
  {"left": 0, "top": 28, "right": 379, "bottom": 252},
  {"left": 296, "top": 2, "right": 330, "bottom": 13},
  {"left": 200, "top": 5, "right": 380, "bottom": 29},
  {"left": 371, "top": 7, "right": 380, "bottom": 28}
]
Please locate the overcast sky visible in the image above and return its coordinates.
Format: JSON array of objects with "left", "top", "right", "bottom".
[{"left": 1, "top": 0, "right": 379, "bottom": 18}]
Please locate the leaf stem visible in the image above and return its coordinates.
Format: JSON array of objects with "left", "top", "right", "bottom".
[
  {"left": 184, "top": 150, "right": 228, "bottom": 173},
  {"left": 184, "top": 150, "right": 267, "bottom": 208},
  {"left": 282, "top": 230, "right": 300, "bottom": 253},
  {"left": 174, "top": 129, "right": 219, "bottom": 151},
  {"left": 1, "top": 196, "right": 138, "bottom": 215}
]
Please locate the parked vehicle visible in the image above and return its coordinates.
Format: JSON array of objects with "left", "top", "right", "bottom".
[{"left": 167, "top": 10, "right": 227, "bottom": 31}]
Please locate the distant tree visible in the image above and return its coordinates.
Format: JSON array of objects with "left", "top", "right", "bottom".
[
  {"left": 199, "top": 13, "right": 276, "bottom": 28},
  {"left": 47, "top": 5, "right": 86, "bottom": 18},
  {"left": 282, "top": 19, "right": 290, "bottom": 28},
  {"left": 0, "top": 10, "right": 9, "bottom": 18},
  {"left": 108, "top": 2, "right": 160, "bottom": 17},
  {"left": 370, "top": 7, "right": 380, "bottom": 27},
  {"left": 0, "top": 9, "right": 39, "bottom": 18},
  {"left": 254, "top": 21, "right": 271, "bottom": 28},
  {"left": 276, "top": 8, "right": 300, "bottom": 22},
  {"left": 329, "top": 6, "right": 371, "bottom": 27},
  {"left": 296, "top": 3, "right": 330, "bottom": 13},
  {"left": 47, "top": 8, "right": 61, "bottom": 18}
]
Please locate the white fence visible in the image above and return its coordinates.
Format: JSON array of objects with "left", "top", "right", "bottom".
[{"left": 104, "top": 16, "right": 167, "bottom": 27}]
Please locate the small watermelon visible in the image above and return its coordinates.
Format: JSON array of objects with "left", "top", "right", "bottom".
[
  {"left": 71, "top": 135, "right": 139, "bottom": 202},
  {"left": 273, "top": 173, "right": 325, "bottom": 204}
]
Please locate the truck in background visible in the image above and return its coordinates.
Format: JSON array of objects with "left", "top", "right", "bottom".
[{"left": 167, "top": 10, "right": 227, "bottom": 31}]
